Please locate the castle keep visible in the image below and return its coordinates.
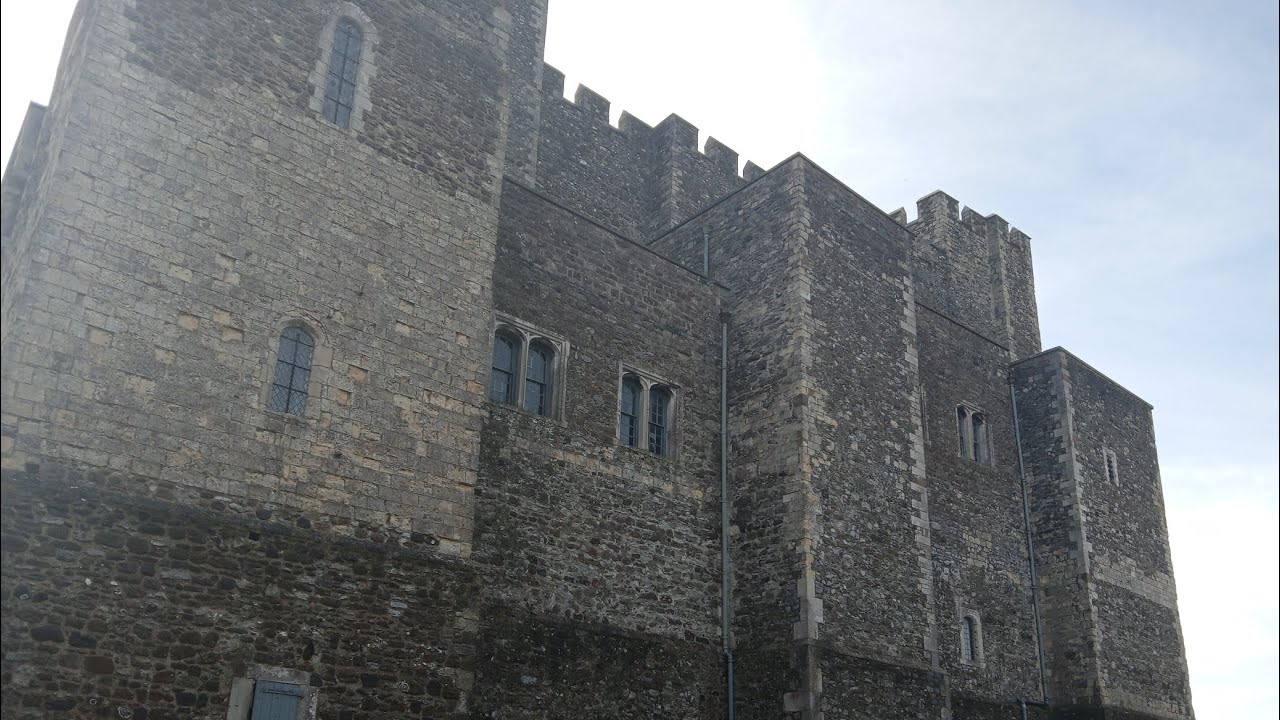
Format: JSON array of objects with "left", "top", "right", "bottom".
[{"left": 0, "top": 0, "right": 1195, "bottom": 718}]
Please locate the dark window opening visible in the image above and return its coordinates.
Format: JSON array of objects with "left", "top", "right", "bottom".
[
  {"left": 490, "top": 332, "right": 517, "bottom": 405},
  {"left": 620, "top": 376, "right": 642, "bottom": 446},
  {"left": 648, "top": 387, "right": 670, "bottom": 456},
  {"left": 524, "top": 342, "right": 553, "bottom": 416}
]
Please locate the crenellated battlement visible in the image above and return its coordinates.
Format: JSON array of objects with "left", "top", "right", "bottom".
[
  {"left": 903, "top": 189, "right": 1041, "bottom": 358},
  {"left": 529, "top": 64, "right": 757, "bottom": 237},
  {"left": 908, "top": 190, "right": 1030, "bottom": 250},
  {"left": 537, "top": 64, "right": 755, "bottom": 183},
  {"left": 573, "top": 83, "right": 610, "bottom": 123}
]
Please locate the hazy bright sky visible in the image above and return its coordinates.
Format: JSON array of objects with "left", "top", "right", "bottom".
[{"left": 3, "top": 0, "right": 1278, "bottom": 716}]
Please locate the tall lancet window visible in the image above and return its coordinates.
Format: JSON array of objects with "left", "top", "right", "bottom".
[
  {"left": 961, "top": 616, "right": 978, "bottom": 662},
  {"left": 323, "top": 19, "right": 363, "bottom": 128}
]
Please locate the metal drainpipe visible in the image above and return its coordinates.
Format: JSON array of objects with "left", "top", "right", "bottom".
[
  {"left": 1010, "top": 382, "right": 1049, "bottom": 704},
  {"left": 720, "top": 318, "right": 735, "bottom": 720},
  {"left": 703, "top": 226, "right": 711, "bottom": 275}
]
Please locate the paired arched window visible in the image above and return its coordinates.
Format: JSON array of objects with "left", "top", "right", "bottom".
[
  {"left": 270, "top": 327, "right": 315, "bottom": 415},
  {"left": 619, "top": 372, "right": 676, "bottom": 457},
  {"left": 956, "top": 405, "right": 990, "bottom": 465},
  {"left": 488, "top": 320, "right": 563, "bottom": 417},
  {"left": 323, "top": 19, "right": 363, "bottom": 128}
]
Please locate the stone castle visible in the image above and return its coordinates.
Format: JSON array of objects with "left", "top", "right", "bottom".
[{"left": 0, "top": 0, "right": 1195, "bottom": 718}]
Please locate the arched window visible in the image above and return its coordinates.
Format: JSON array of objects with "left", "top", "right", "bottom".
[
  {"left": 956, "top": 405, "right": 990, "bottom": 465},
  {"left": 524, "top": 342, "right": 554, "bottom": 416},
  {"left": 619, "top": 376, "right": 643, "bottom": 446},
  {"left": 486, "top": 319, "right": 565, "bottom": 418},
  {"left": 648, "top": 386, "right": 671, "bottom": 456},
  {"left": 961, "top": 615, "right": 979, "bottom": 663},
  {"left": 489, "top": 332, "right": 517, "bottom": 404},
  {"left": 1103, "top": 447, "right": 1120, "bottom": 485},
  {"left": 617, "top": 370, "right": 678, "bottom": 457},
  {"left": 270, "top": 327, "right": 314, "bottom": 415},
  {"left": 971, "top": 413, "right": 988, "bottom": 464},
  {"left": 323, "top": 19, "right": 363, "bottom": 128}
]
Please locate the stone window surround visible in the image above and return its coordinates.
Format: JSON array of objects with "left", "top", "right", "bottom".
[
  {"left": 308, "top": 2, "right": 379, "bottom": 133},
  {"left": 957, "top": 608, "right": 985, "bottom": 667},
  {"left": 488, "top": 314, "right": 568, "bottom": 421},
  {"left": 260, "top": 318, "right": 332, "bottom": 423},
  {"left": 616, "top": 364, "right": 680, "bottom": 459},
  {"left": 227, "top": 665, "right": 318, "bottom": 720},
  {"left": 1103, "top": 446, "right": 1120, "bottom": 485},
  {"left": 955, "top": 403, "right": 992, "bottom": 465}
]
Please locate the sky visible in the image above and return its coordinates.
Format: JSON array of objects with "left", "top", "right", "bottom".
[{"left": 2, "top": 0, "right": 1278, "bottom": 716}]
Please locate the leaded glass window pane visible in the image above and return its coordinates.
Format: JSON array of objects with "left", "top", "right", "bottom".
[
  {"left": 648, "top": 388, "right": 669, "bottom": 455},
  {"left": 323, "top": 19, "right": 362, "bottom": 128},
  {"left": 620, "top": 377, "right": 642, "bottom": 446},
  {"left": 269, "top": 327, "right": 314, "bottom": 415},
  {"left": 490, "top": 333, "right": 516, "bottom": 404},
  {"left": 524, "top": 343, "right": 552, "bottom": 416},
  {"left": 956, "top": 406, "right": 970, "bottom": 459}
]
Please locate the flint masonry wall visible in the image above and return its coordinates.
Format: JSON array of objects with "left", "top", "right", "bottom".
[
  {"left": 470, "top": 180, "right": 726, "bottom": 715},
  {"left": 1050, "top": 354, "right": 1193, "bottom": 719},
  {"left": 1, "top": 470, "right": 478, "bottom": 720},
  {"left": 651, "top": 159, "right": 817, "bottom": 718},
  {"left": 1010, "top": 351, "right": 1102, "bottom": 708},
  {"left": 1012, "top": 349, "right": 1193, "bottom": 719},
  {"left": 799, "top": 162, "right": 938, "bottom": 719},
  {"left": 0, "top": 0, "right": 511, "bottom": 552},
  {"left": 652, "top": 158, "right": 952, "bottom": 719},
  {"left": 914, "top": 306, "right": 1043, "bottom": 710}
]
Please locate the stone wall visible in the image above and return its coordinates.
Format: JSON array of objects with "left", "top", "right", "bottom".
[
  {"left": 915, "top": 306, "right": 1043, "bottom": 706},
  {"left": 1054, "top": 355, "right": 1193, "bottom": 718},
  {"left": 1012, "top": 349, "right": 1193, "bottom": 719},
  {"left": 470, "top": 179, "right": 727, "bottom": 712},
  {"left": 532, "top": 66, "right": 747, "bottom": 241},
  {"left": 909, "top": 191, "right": 1040, "bottom": 360},
  {"left": 651, "top": 158, "right": 818, "bottom": 716},
  {"left": 1011, "top": 350, "right": 1102, "bottom": 708},
  {"left": 0, "top": 0, "right": 513, "bottom": 552},
  {"left": 1, "top": 469, "right": 479, "bottom": 720}
]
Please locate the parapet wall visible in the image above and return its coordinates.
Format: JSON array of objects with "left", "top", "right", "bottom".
[
  {"left": 529, "top": 64, "right": 752, "bottom": 240},
  {"left": 901, "top": 190, "right": 1041, "bottom": 360}
]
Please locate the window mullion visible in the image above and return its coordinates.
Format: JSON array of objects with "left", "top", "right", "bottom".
[{"left": 516, "top": 334, "right": 530, "bottom": 407}]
